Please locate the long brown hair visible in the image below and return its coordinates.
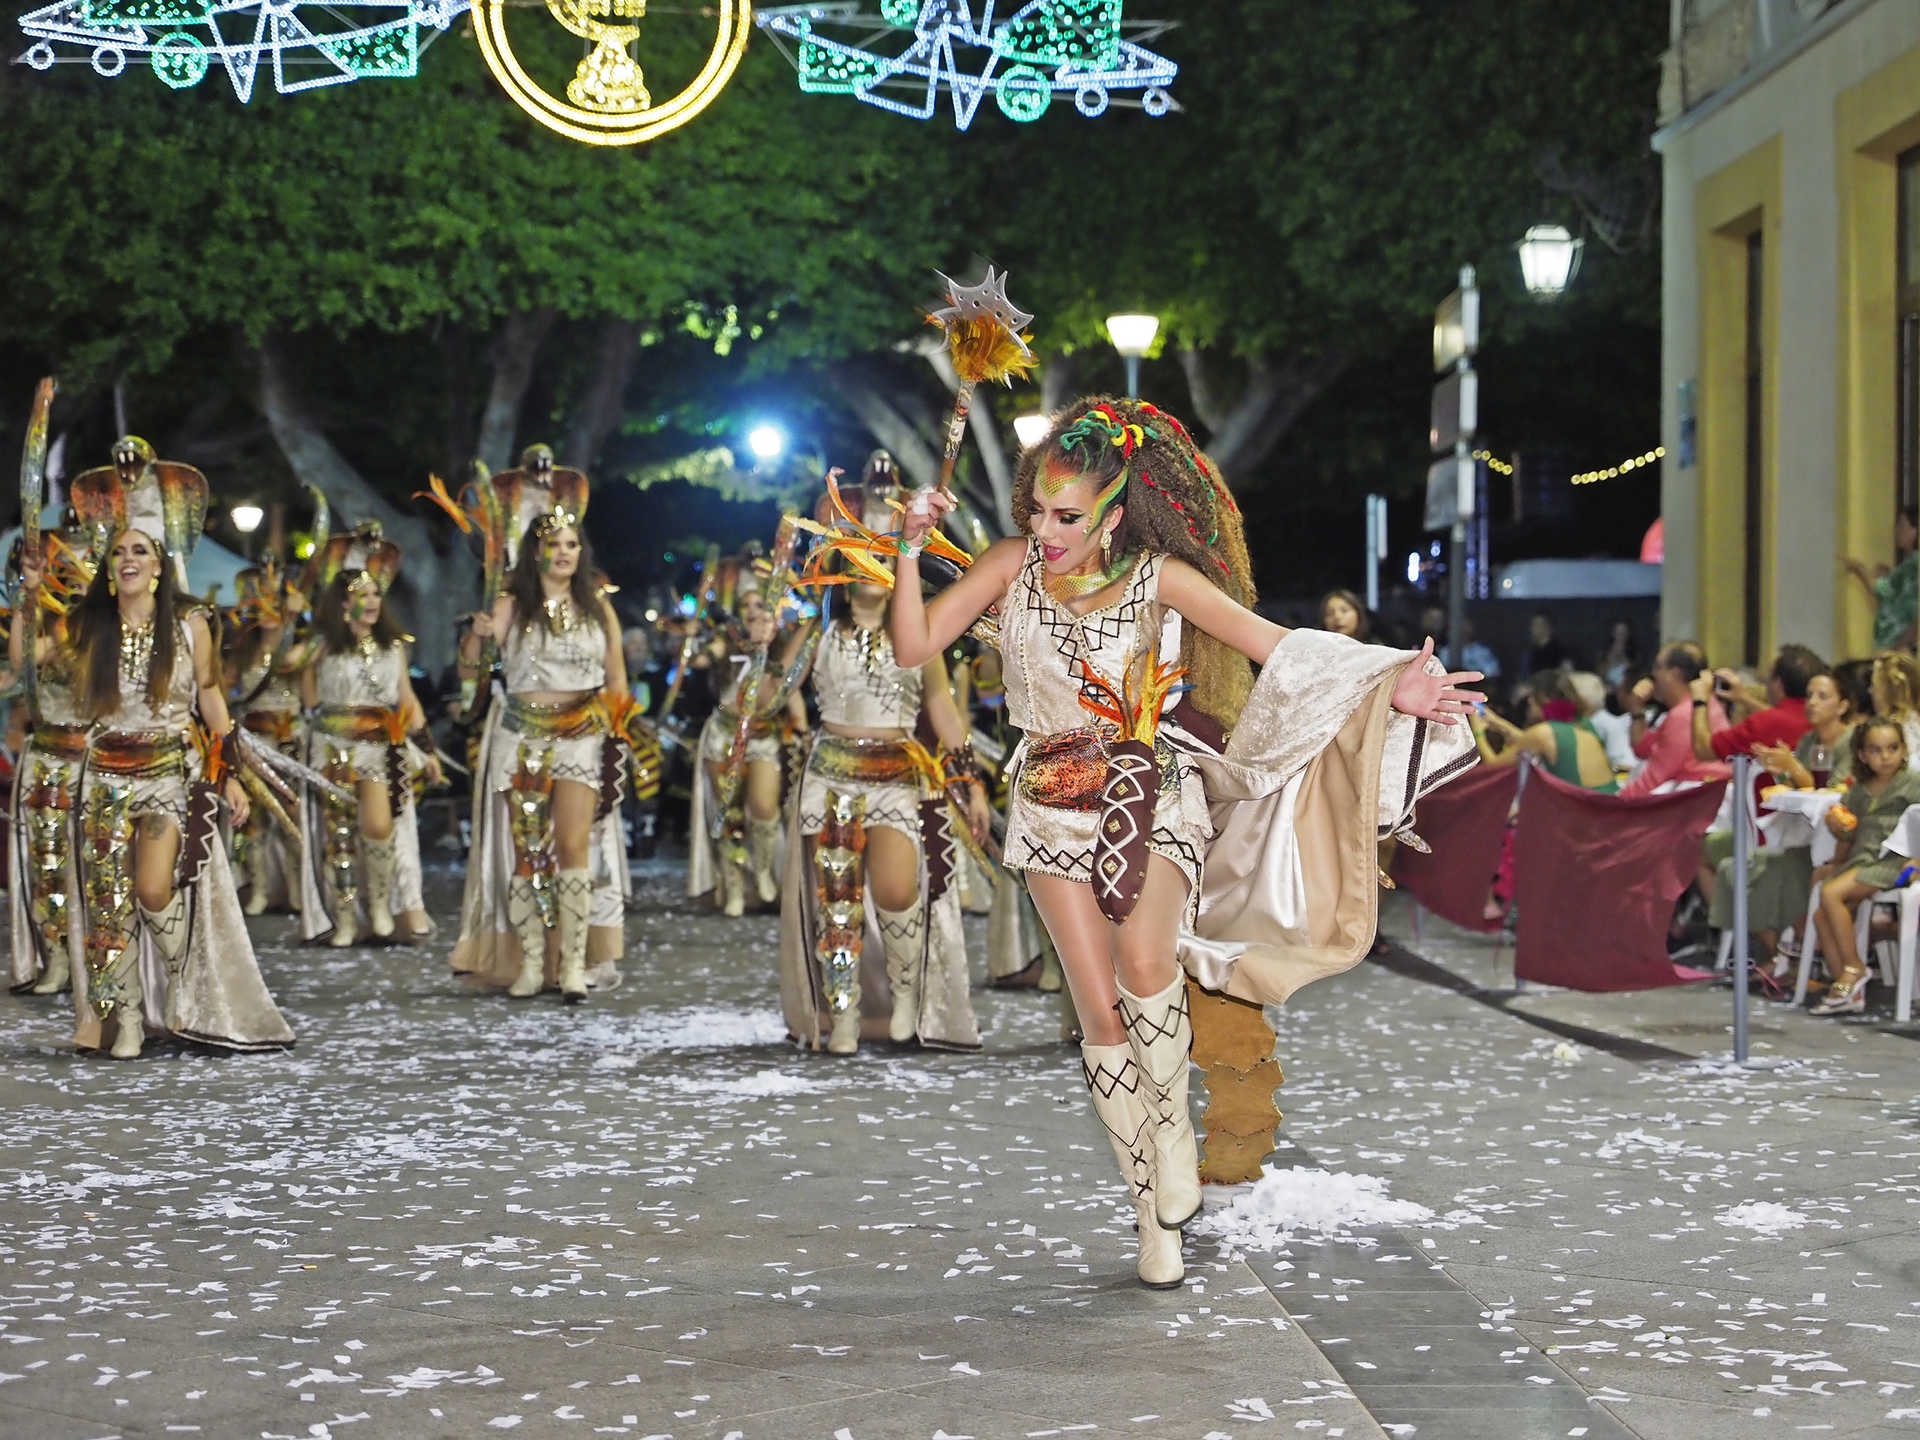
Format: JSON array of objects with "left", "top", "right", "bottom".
[
  {"left": 69, "top": 529, "right": 198, "bottom": 717},
  {"left": 508, "top": 516, "right": 605, "bottom": 638},
  {"left": 1014, "top": 396, "right": 1256, "bottom": 725},
  {"left": 316, "top": 570, "right": 407, "bottom": 653}
]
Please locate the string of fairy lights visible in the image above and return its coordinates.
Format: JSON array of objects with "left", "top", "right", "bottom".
[
  {"left": 1571, "top": 445, "right": 1665, "bottom": 485},
  {"left": 1470, "top": 446, "right": 1664, "bottom": 485}
]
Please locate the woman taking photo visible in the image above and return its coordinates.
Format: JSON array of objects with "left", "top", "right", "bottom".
[{"left": 890, "top": 397, "right": 1479, "bottom": 1287}]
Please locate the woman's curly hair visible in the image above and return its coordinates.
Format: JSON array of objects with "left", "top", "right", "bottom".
[{"left": 1013, "top": 395, "right": 1256, "bottom": 726}]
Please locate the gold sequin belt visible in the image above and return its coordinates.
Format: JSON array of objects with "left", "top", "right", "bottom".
[
  {"left": 504, "top": 694, "right": 607, "bottom": 740},
  {"left": 809, "top": 733, "right": 922, "bottom": 787},
  {"left": 29, "top": 722, "right": 90, "bottom": 760},
  {"left": 313, "top": 705, "right": 406, "bottom": 744},
  {"left": 1016, "top": 727, "right": 1177, "bottom": 813},
  {"left": 89, "top": 731, "right": 186, "bottom": 780}
]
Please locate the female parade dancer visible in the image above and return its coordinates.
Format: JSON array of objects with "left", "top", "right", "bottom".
[
  {"left": 891, "top": 398, "right": 1480, "bottom": 1286},
  {"left": 450, "top": 506, "right": 632, "bottom": 1002},
  {"left": 297, "top": 530, "right": 440, "bottom": 947},
  {"left": 779, "top": 467, "right": 989, "bottom": 1054},
  {"left": 688, "top": 557, "right": 793, "bottom": 917},
  {"left": 40, "top": 444, "right": 293, "bottom": 1057},
  {"left": 226, "top": 561, "right": 308, "bottom": 916},
  {"left": 7, "top": 531, "right": 92, "bottom": 995}
]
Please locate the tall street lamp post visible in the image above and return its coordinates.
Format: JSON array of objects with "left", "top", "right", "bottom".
[{"left": 1105, "top": 313, "right": 1160, "bottom": 400}]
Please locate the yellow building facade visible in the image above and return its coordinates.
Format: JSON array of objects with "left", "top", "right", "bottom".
[{"left": 1656, "top": 0, "right": 1920, "bottom": 666}]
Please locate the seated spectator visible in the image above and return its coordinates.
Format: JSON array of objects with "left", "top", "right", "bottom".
[
  {"left": 1473, "top": 671, "right": 1618, "bottom": 793},
  {"left": 1807, "top": 718, "right": 1920, "bottom": 1015},
  {"left": 1573, "top": 670, "right": 1637, "bottom": 776},
  {"left": 1707, "top": 670, "right": 1859, "bottom": 968},
  {"left": 1599, "top": 619, "right": 1638, "bottom": 688},
  {"left": 1833, "top": 657, "right": 1876, "bottom": 723},
  {"left": 1870, "top": 652, "right": 1920, "bottom": 766},
  {"left": 1619, "top": 643, "right": 1730, "bottom": 799},
  {"left": 1526, "top": 610, "right": 1572, "bottom": 673},
  {"left": 1319, "top": 588, "right": 1373, "bottom": 644},
  {"left": 1693, "top": 644, "right": 1824, "bottom": 908}
]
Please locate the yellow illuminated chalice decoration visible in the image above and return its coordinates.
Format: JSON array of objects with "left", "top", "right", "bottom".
[{"left": 474, "top": 0, "right": 751, "bottom": 146}]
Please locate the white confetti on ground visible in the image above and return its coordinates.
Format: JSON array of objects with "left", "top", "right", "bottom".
[
  {"left": 1715, "top": 1201, "right": 1811, "bottom": 1235},
  {"left": 1192, "top": 1167, "right": 1479, "bottom": 1254}
]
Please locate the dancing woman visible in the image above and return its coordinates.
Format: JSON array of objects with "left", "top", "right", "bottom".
[
  {"left": 890, "top": 398, "right": 1479, "bottom": 1286},
  {"left": 450, "top": 509, "right": 631, "bottom": 1002},
  {"left": 689, "top": 560, "right": 796, "bottom": 917},
  {"left": 297, "top": 536, "right": 440, "bottom": 947},
  {"left": 779, "top": 472, "right": 989, "bottom": 1055},
  {"left": 7, "top": 534, "right": 92, "bottom": 996},
  {"left": 226, "top": 562, "right": 309, "bottom": 916},
  {"left": 41, "top": 454, "right": 293, "bottom": 1057}
]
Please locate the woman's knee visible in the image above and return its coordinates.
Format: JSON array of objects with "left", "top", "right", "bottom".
[{"left": 866, "top": 829, "right": 917, "bottom": 911}]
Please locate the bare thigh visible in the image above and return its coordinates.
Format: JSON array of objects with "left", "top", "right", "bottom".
[
  {"left": 746, "top": 758, "right": 782, "bottom": 824},
  {"left": 867, "top": 825, "right": 919, "bottom": 912},
  {"left": 356, "top": 779, "right": 394, "bottom": 842},
  {"left": 553, "top": 777, "right": 597, "bottom": 870},
  {"left": 133, "top": 813, "right": 181, "bottom": 913}
]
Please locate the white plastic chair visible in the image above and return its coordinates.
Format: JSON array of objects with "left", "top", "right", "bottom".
[{"left": 1794, "top": 880, "right": 1920, "bottom": 1021}]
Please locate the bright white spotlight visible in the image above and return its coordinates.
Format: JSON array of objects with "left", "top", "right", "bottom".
[
  {"left": 747, "top": 425, "right": 786, "bottom": 461},
  {"left": 231, "top": 503, "right": 264, "bottom": 534},
  {"left": 1013, "top": 414, "right": 1050, "bottom": 448}
]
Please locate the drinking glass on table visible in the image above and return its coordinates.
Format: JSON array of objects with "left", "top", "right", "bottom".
[{"left": 1808, "top": 741, "right": 1833, "bottom": 789}]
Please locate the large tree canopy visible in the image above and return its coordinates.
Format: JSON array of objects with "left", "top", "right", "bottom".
[{"left": 0, "top": 0, "right": 1666, "bottom": 652}]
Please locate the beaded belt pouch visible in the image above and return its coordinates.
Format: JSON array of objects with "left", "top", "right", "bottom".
[
  {"left": 503, "top": 695, "right": 606, "bottom": 741},
  {"left": 810, "top": 734, "right": 920, "bottom": 787},
  {"left": 89, "top": 732, "right": 185, "bottom": 780},
  {"left": 29, "top": 723, "right": 89, "bottom": 761}
]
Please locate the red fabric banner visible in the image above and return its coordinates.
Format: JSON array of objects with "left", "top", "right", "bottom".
[
  {"left": 1511, "top": 767, "right": 1727, "bottom": 991},
  {"left": 1393, "top": 763, "right": 1520, "bottom": 934}
]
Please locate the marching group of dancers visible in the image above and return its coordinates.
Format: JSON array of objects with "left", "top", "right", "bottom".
[{"left": 5, "top": 395, "right": 1483, "bottom": 1288}]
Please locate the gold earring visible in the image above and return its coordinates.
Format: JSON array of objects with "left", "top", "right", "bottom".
[
  {"left": 1100, "top": 529, "right": 1112, "bottom": 561},
  {"left": 108, "top": 576, "right": 117, "bottom": 597},
  {"left": 147, "top": 575, "right": 159, "bottom": 595}
]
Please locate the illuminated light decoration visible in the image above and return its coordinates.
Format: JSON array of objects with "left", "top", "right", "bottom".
[
  {"left": 1470, "top": 448, "right": 1514, "bottom": 477},
  {"left": 755, "top": 0, "right": 1178, "bottom": 132},
  {"left": 471, "top": 0, "right": 750, "bottom": 146},
  {"left": 15, "top": 0, "right": 462, "bottom": 100},
  {"left": 1572, "top": 446, "right": 1665, "bottom": 486}
]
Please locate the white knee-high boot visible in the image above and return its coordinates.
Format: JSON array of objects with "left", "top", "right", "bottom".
[
  {"left": 876, "top": 901, "right": 923, "bottom": 1045},
  {"left": 555, "top": 867, "right": 592, "bottom": 1003},
  {"left": 506, "top": 877, "right": 549, "bottom": 999},
  {"left": 362, "top": 833, "right": 397, "bottom": 939},
  {"left": 1080, "top": 1041, "right": 1184, "bottom": 1288},
  {"left": 1115, "top": 975, "right": 1203, "bottom": 1229}
]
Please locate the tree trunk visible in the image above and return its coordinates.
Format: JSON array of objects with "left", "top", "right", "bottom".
[
  {"left": 561, "top": 318, "right": 642, "bottom": 474},
  {"left": 828, "top": 370, "right": 944, "bottom": 490},
  {"left": 1177, "top": 345, "right": 1350, "bottom": 483},
  {"left": 474, "top": 307, "right": 558, "bottom": 475},
  {"left": 254, "top": 336, "right": 475, "bottom": 675}
]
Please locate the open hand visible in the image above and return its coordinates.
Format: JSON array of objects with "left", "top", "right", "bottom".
[
  {"left": 1751, "top": 740, "right": 1795, "bottom": 778},
  {"left": 965, "top": 786, "right": 991, "bottom": 847},
  {"left": 1390, "top": 639, "right": 1484, "bottom": 726}
]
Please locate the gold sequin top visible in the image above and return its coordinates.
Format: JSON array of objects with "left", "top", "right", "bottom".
[
  {"left": 314, "top": 639, "right": 406, "bottom": 709},
  {"left": 1000, "top": 542, "right": 1180, "bottom": 738},
  {"left": 502, "top": 607, "right": 606, "bottom": 695},
  {"left": 97, "top": 617, "right": 198, "bottom": 734},
  {"left": 812, "top": 620, "right": 922, "bottom": 730}
]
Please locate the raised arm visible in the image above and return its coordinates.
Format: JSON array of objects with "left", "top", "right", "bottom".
[{"left": 890, "top": 490, "right": 1026, "bottom": 669}]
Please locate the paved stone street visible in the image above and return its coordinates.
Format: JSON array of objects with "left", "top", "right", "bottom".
[{"left": 1, "top": 865, "right": 1917, "bottom": 1440}]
